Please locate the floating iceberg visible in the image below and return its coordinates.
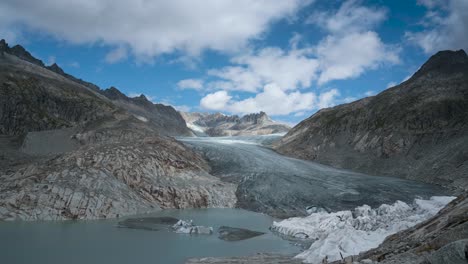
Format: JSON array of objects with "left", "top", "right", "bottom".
[
  {"left": 172, "top": 219, "right": 213, "bottom": 235},
  {"left": 271, "top": 196, "right": 455, "bottom": 264}
]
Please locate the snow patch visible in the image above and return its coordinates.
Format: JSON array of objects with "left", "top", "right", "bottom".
[
  {"left": 187, "top": 123, "right": 206, "bottom": 133},
  {"left": 134, "top": 115, "right": 148, "bottom": 122},
  {"left": 271, "top": 196, "right": 456, "bottom": 264}
]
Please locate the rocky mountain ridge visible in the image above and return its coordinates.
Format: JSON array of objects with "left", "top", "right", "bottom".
[
  {"left": 275, "top": 49, "right": 468, "bottom": 191},
  {"left": 0, "top": 39, "right": 235, "bottom": 220},
  {"left": 181, "top": 111, "right": 290, "bottom": 137}
]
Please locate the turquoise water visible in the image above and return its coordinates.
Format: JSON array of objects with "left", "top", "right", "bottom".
[{"left": 0, "top": 208, "right": 300, "bottom": 264}]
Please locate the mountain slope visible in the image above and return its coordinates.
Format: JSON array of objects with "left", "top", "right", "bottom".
[
  {"left": 0, "top": 40, "right": 235, "bottom": 220},
  {"left": 100, "top": 87, "right": 191, "bottom": 136},
  {"left": 275, "top": 50, "right": 468, "bottom": 190},
  {"left": 181, "top": 111, "right": 290, "bottom": 136}
]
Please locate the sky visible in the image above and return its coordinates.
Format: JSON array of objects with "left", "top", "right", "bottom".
[{"left": 1, "top": 0, "right": 467, "bottom": 124}]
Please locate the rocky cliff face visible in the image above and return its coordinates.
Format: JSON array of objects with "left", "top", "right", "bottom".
[
  {"left": 101, "top": 87, "right": 192, "bottom": 136},
  {"left": 275, "top": 50, "right": 468, "bottom": 190},
  {"left": 181, "top": 111, "right": 290, "bottom": 137},
  {"left": 0, "top": 40, "right": 236, "bottom": 220}
]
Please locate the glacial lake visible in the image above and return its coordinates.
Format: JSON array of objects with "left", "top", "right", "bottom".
[{"left": 0, "top": 208, "right": 301, "bottom": 264}]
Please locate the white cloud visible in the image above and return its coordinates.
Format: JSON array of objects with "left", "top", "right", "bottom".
[
  {"left": 177, "top": 79, "right": 204, "bottom": 90},
  {"left": 0, "top": 0, "right": 309, "bottom": 59},
  {"left": 227, "top": 83, "right": 317, "bottom": 115},
  {"left": 105, "top": 46, "right": 128, "bottom": 63},
  {"left": 307, "top": 0, "right": 387, "bottom": 34},
  {"left": 365, "top": 90, "right": 377, "bottom": 96},
  {"left": 208, "top": 47, "right": 319, "bottom": 92},
  {"left": 200, "top": 84, "right": 340, "bottom": 116},
  {"left": 200, "top": 90, "right": 232, "bottom": 111},
  {"left": 316, "top": 32, "right": 399, "bottom": 84},
  {"left": 417, "top": 0, "right": 444, "bottom": 9},
  {"left": 407, "top": 0, "right": 468, "bottom": 53},
  {"left": 342, "top": 96, "right": 358, "bottom": 103},
  {"left": 69, "top": 61, "right": 80, "bottom": 68},
  {"left": 193, "top": 0, "right": 398, "bottom": 116},
  {"left": 386, "top": 82, "right": 397, "bottom": 88},
  {"left": 309, "top": 0, "right": 398, "bottom": 84},
  {"left": 317, "top": 88, "right": 340, "bottom": 109}
]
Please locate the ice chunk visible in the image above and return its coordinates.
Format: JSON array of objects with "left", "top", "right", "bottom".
[
  {"left": 172, "top": 219, "right": 213, "bottom": 235},
  {"left": 271, "top": 196, "right": 456, "bottom": 264}
]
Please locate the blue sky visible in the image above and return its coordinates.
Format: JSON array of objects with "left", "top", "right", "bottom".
[{"left": 1, "top": 0, "right": 467, "bottom": 124}]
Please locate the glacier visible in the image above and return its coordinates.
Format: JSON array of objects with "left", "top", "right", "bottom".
[{"left": 271, "top": 196, "right": 456, "bottom": 264}]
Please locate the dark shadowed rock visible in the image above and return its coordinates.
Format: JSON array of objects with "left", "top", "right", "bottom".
[
  {"left": 424, "top": 239, "right": 468, "bottom": 264},
  {"left": 275, "top": 49, "right": 468, "bottom": 190},
  {"left": 217, "top": 226, "right": 265, "bottom": 241},
  {"left": 117, "top": 216, "right": 180, "bottom": 231}
]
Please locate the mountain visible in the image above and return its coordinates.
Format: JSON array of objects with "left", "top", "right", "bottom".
[
  {"left": 274, "top": 50, "right": 468, "bottom": 190},
  {"left": 100, "top": 87, "right": 191, "bottom": 136},
  {"left": 180, "top": 111, "right": 290, "bottom": 136},
  {"left": 0, "top": 40, "right": 235, "bottom": 220}
]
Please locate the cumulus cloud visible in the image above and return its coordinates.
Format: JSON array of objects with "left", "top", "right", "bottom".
[
  {"left": 200, "top": 91, "right": 232, "bottom": 111},
  {"left": 317, "top": 89, "right": 340, "bottom": 109},
  {"left": 307, "top": 0, "right": 387, "bottom": 34},
  {"left": 316, "top": 32, "right": 399, "bottom": 84},
  {"left": 177, "top": 79, "right": 204, "bottom": 90},
  {"left": 192, "top": 0, "right": 398, "bottom": 116},
  {"left": 407, "top": 0, "right": 468, "bottom": 53},
  {"left": 310, "top": 0, "right": 399, "bottom": 84},
  {"left": 105, "top": 46, "right": 128, "bottom": 64},
  {"left": 0, "top": 0, "right": 309, "bottom": 59},
  {"left": 200, "top": 84, "right": 340, "bottom": 116},
  {"left": 208, "top": 47, "right": 319, "bottom": 92}
]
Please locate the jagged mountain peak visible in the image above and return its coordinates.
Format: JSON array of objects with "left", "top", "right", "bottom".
[
  {"left": 240, "top": 111, "right": 271, "bottom": 124},
  {"left": 46, "top": 63, "right": 65, "bottom": 75},
  {"left": 0, "top": 39, "right": 45, "bottom": 67},
  {"left": 412, "top": 49, "right": 468, "bottom": 79},
  {"left": 101, "top": 86, "right": 128, "bottom": 101}
]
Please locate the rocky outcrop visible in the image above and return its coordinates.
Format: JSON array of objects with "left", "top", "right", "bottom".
[
  {"left": 181, "top": 111, "right": 290, "bottom": 136},
  {"left": 0, "top": 40, "right": 236, "bottom": 220},
  {"left": 101, "top": 87, "right": 192, "bottom": 136},
  {"left": 275, "top": 50, "right": 468, "bottom": 190},
  {"left": 0, "top": 133, "right": 236, "bottom": 220}
]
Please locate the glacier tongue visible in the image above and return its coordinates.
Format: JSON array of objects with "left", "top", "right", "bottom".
[{"left": 271, "top": 196, "right": 455, "bottom": 264}]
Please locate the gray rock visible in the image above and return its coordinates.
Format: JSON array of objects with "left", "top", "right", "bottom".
[
  {"left": 0, "top": 39, "right": 237, "bottom": 221},
  {"left": 424, "top": 239, "right": 468, "bottom": 264},
  {"left": 180, "top": 111, "right": 290, "bottom": 137},
  {"left": 217, "top": 226, "right": 265, "bottom": 241},
  {"left": 274, "top": 49, "right": 468, "bottom": 191}
]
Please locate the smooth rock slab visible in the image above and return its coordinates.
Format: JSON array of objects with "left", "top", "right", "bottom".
[
  {"left": 424, "top": 239, "right": 468, "bottom": 264},
  {"left": 217, "top": 226, "right": 265, "bottom": 241},
  {"left": 117, "top": 216, "right": 179, "bottom": 231}
]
